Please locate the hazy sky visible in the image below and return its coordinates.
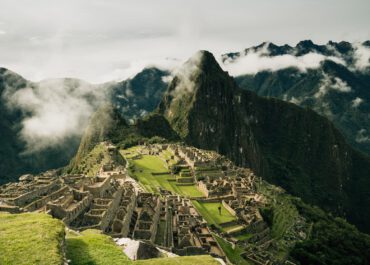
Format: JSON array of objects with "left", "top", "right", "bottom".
[{"left": 0, "top": 0, "right": 369, "bottom": 83}]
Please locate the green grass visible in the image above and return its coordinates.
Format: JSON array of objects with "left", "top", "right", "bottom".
[
  {"left": 134, "top": 255, "right": 219, "bottom": 265},
  {"left": 66, "top": 228, "right": 219, "bottom": 265},
  {"left": 176, "top": 185, "right": 204, "bottom": 197},
  {"left": 66, "top": 229, "right": 132, "bottom": 265},
  {"left": 192, "top": 201, "right": 236, "bottom": 226},
  {"left": 127, "top": 154, "right": 171, "bottom": 193},
  {"left": 223, "top": 224, "right": 245, "bottom": 234},
  {"left": 214, "top": 234, "right": 251, "bottom": 265},
  {"left": 0, "top": 212, "right": 65, "bottom": 265},
  {"left": 123, "top": 148, "right": 204, "bottom": 198},
  {"left": 234, "top": 233, "right": 253, "bottom": 241}
]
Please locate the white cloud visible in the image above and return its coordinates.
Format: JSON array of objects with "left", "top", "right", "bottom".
[
  {"left": 314, "top": 74, "right": 351, "bottom": 98},
  {"left": 356, "top": 129, "right": 370, "bottom": 143},
  {"left": 353, "top": 43, "right": 370, "bottom": 70},
  {"left": 221, "top": 44, "right": 346, "bottom": 76},
  {"left": 3, "top": 77, "right": 107, "bottom": 153},
  {"left": 0, "top": 0, "right": 369, "bottom": 82},
  {"left": 352, "top": 97, "right": 364, "bottom": 108},
  {"left": 289, "top": 97, "right": 303, "bottom": 105},
  {"left": 0, "top": 30, "right": 6, "bottom": 35},
  {"left": 98, "top": 57, "right": 180, "bottom": 83},
  {"left": 161, "top": 75, "right": 173, "bottom": 83},
  {"left": 169, "top": 50, "right": 205, "bottom": 99}
]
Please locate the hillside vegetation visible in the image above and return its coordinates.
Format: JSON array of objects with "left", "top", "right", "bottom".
[{"left": 0, "top": 212, "right": 65, "bottom": 265}]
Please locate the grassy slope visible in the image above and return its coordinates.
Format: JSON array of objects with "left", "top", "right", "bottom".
[
  {"left": 66, "top": 230, "right": 218, "bottom": 265},
  {"left": 122, "top": 148, "right": 203, "bottom": 197},
  {"left": 66, "top": 229, "right": 131, "bottom": 265},
  {"left": 0, "top": 212, "right": 65, "bottom": 265},
  {"left": 214, "top": 235, "right": 251, "bottom": 265}
]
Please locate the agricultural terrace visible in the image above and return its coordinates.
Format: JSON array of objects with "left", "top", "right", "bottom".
[
  {"left": 121, "top": 145, "right": 244, "bottom": 233},
  {"left": 120, "top": 146, "right": 204, "bottom": 198}
]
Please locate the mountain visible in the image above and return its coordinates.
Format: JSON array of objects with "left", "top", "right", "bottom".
[
  {"left": 0, "top": 68, "right": 85, "bottom": 184},
  {"left": 222, "top": 40, "right": 370, "bottom": 156},
  {"left": 110, "top": 67, "right": 170, "bottom": 121},
  {"left": 0, "top": 67, "right": 169, "bottom": 183},
  {"left": 158, "top": 50, "right": 370, "bottom": 233},
  {"left": 222, "top": 40, "right": 369, "bottom": 66},
  {"left": 67, "top": 104, "right": 178, "bottom": 173}
]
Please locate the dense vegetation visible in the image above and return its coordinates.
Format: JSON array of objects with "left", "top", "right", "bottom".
[{"left": 291, "top": 198, "right": 370, "bottom": 265}]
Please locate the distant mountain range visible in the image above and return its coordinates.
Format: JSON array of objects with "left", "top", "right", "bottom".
[{"left": 222, "top": 40, "right": 370, "bottom": 156}]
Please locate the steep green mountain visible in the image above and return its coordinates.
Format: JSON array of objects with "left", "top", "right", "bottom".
[
  {"left": 68, "top": 105, "right": 178, "bottom": 173},
  {"left": 67, "top": 104, "right": 129, "bottom": 171},
  {"left": 110, "top": 67, "right": 170, "bottom": 121},
  {"left": 223, "top": 41, "right": 370, "bottom": 156},
  {"left": 158, "top": 50, "right": 370, "bottom": 233},
  {"left": 0, "top": 68, "right": 103, "bottom": 183}
]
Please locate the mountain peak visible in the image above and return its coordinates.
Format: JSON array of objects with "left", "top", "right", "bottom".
[
  {"left": 296, "top": 39, "right": 315, "bottom": 48},
  {"left": 185, "top": 50, "right": 221, "bottom": 71}
]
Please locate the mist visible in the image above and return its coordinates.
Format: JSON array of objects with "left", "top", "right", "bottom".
[{"left": 3, "top": 77, "right": 108, "bottom": 153}]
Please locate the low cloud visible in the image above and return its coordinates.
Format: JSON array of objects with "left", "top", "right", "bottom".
[
  {"left": 352, "top": 97, "right": 364, "bottom": 108},
  {"left": 169, "top": 51, "right": 204, "bottom": 98},
  {"left": 3, "top": 76, "right": 107, "bottom": 153},
  {"left": 222, "top": 44, "right": 346, "bottom": 76},
  {"left": 98, "top": 57, "right": 180, "bottom": 83},
  {"left": 353, "top": 43, "right": 370, "bottom": 71},
  {"left": 356, "top": 129, "right": 370, "bottom": 143},
  {"left": 314, "top": 74, "right": 351, "bottom": 98}
]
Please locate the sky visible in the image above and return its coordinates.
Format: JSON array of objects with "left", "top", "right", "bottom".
[{"left": 0, "top": 0, "right": 369, "bottom": 83}]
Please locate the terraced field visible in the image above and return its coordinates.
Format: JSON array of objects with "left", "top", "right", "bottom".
[
  {"left": 122, "top": 146, "right": 244, "bottom": 234},
  {"left": 191, "top": 201, "right": 236, "bottom": 225},
  {"left": 121, "top": 147, "right": 204, "bottom": 198}
]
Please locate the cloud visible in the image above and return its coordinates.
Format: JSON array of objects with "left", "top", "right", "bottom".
[
  {"left": 221, "top": 43, "right": 346, "bottom": 76},
  {"left": 356, "top": 129, "right": 370, "bottom": 143},
  {"left": 169, "top": 50, "right": 204, "bottom": 99},
  {"left": 352, "top": 97, "right": 364, "bottom": 108},
  {"left": 314, "top": 74, "right": 351, "bottom": 98},
  {"left": 161, "top": 75, "right": 173, "bottom": 83},
  {"left": 3, "top": 77, "right": 108, "bottom": 153},
  {"left": 99, "top": 57, "right": 180, "bottom": 83},
  {"left": 0, "top": 30, "right": 6, "bottom": 35},
  {"left": 0, "top": 0, "right": 368, "bottom": 82},
  {"left": 353, "top": 43, "right": 370, "bottom": 70}
]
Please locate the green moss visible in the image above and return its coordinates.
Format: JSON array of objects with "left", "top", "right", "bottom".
[
  {"left": 66, "top": 229, "right": 132, "bottom": 265},
  {"left": 0, "top": 212, "right": 65, "bottom": 265}
]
